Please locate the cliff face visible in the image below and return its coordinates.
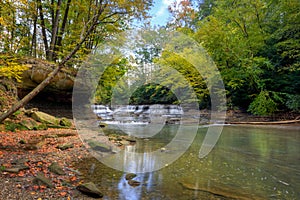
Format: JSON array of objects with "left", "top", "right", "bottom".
[{"left": 17, "top": 58, "right": 76, "bottom": 103}]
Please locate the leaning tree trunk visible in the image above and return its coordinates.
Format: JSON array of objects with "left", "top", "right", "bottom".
[{"left": 0, "top": 5, "right": 105, "bottom": 123}]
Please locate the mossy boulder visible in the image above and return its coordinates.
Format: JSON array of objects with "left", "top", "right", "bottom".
[
  {"left": 59, "top": 117, "right": 72, "bottom": 127},
  {"left": 31, "top": 111, "right": 60, "bottom": 125},
  {"left": 19, "top": 118, "right": 38, "bottom": 130}
]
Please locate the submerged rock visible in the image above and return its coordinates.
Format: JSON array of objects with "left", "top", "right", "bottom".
[
  {"left": 128, "top": 179, "right": 141, "bottom": 187},
  {"left": 125, "top": 173, "right": 137, "bottom": 180},
  {"left": 76, "top": 182, "right": 103, "bottom": 198}
]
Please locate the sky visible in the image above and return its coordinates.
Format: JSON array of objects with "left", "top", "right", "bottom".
[{"left": 149, "top": 0, "right": 179, "bottom": 26}]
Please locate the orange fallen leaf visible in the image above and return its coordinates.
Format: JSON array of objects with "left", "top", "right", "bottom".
[
  {"left": 33, "top": 185, "right": 39, "bottom": 190},
  {"left": 70, "top": 176, "right": 77, "bottom": 181},
  {"left": 18, "top": 171, "right": 25, "bottom": 177},
  {"left": 39, "top": 185, "right": 47, "bottom": 190},
  {"left": 60, "top": 192, "right": 67, "bottom": 196},
  {"left": 56, "top": 186, "right": 63, "bottom": 190}
]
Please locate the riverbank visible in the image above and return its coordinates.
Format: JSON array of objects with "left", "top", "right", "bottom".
[{"left": 0, "top": 128, "right": 98, "bottom": 200}]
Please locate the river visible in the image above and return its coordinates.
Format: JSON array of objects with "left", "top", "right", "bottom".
[{"left": 76, "top": 124, "right": 300, "bottom": 200}]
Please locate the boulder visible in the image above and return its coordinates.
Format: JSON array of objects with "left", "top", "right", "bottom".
[
  {"left": 31, "top": 111, "right": 60, "bottom": 125},
  {"left": 19, "top": 118, "right": 38, "bottom": 130},
  {"left": 59, "top": 117, "right": 72, "bottom": 127},
  {"left": 48, "top": 162, "right": 65, "bottom": 175},
  {"left": 76, "top": 182, "right": 103, "bottom": 198},
  {"left": 18, "top": 59, "right": 75, "bottom": 103},
  {"left": 33, "top": 172, "right": 54, "bottom": 188},
  {"left": 125, "top": 173, "right": 137, "bottom": 180},
  {"left": 56, "top": 143, "right": 74, "bottom": 150},
  {"left": 128, "top": 180, "right": 141, "bottom": 187},
  {"left": 20, "top": 60, "right": 74, "bottom": 91}
]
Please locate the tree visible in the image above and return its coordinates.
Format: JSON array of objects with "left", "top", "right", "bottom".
[
  {"left": 0, "top": 0, "right": 153, "bottom": 62},
  {"left": 0, "top": 0, "right": 153, "bottom": 123},
  {"left": 165, "top": 0, "right": 299, "bottom": 115},
  {"left": 93, "top": 58, "right": 130, "bottom": 104}
]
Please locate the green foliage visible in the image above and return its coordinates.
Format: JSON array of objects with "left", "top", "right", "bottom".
[
  {"left": 93, "top": 58, "right": 130, "bottom": 104},
  {"left": 179, "top": 0, "right": 299, "bottom": 114},
  {"left": 0, "top": 165, "right": 6, "bottom": 171},
  {"left": 156, "top": 50, "right": 209, "bottom": 107},
  {"left": 130, "top": 83, "right": 177, "bottom": 105},
  {"left": 13, "top": 110, "right": 21, "bottom": 117},
  {"left": 0, "top": 0, "right": 153, "bottom": 63},
  {"left": 4, "top": 121, "right": 22, "bottom": 132},
  {"left": 247, "top": 91, "right": 278, "bottom": 116},
  {"left": 286, "top": 94, "right": 300, "bottom": 112}
]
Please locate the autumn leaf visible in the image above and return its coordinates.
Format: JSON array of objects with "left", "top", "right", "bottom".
[
  {"left": 18, "top": 171, "right": 25, "bottom": 177},
  {"left": 60, "top": 192, "right": 67, "bottom": 197},
  {"left": 70, "top": 176, "right": 77, "bottom": 182}
]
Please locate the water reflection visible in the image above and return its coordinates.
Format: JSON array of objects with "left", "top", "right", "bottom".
[{"left": 118, "top": 145, "right": 156, "bottom": 200}]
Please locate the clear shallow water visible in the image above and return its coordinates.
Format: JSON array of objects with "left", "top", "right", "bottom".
[{"left": 77, "top": 125, "right": 300, "bottom": 200}]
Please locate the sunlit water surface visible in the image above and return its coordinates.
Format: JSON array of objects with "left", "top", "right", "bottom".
[{"left": 77, "top": 125, "right": 300, "bottom": 200}]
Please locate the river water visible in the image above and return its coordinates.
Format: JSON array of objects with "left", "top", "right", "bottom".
[{"left": 77, "top": 124, "right": 300, "bottom": 200}]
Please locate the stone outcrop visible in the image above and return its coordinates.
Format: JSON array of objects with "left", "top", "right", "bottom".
[{"left": 17, "top": 58, "right": 75, "bottom": 103}]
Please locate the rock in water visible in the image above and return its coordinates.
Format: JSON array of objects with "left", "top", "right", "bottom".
[
  {"left": 76, "top": 182, "right": 103, "bottom": 198},
  {"left": 125, "top": 173, "right": 137, "bottom": 180},
  {"left": 128, "top": 180, "right": 141, "bottom": 187}
]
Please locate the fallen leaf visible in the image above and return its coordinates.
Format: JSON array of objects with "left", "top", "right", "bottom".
[
  {"left": 60, "top": 192, "right": 67, "bottom": 196},
  {"left": 18, "top": 171, "right": 25, "bottom": 177},
  {"left": 70, "top": 176, "right": 77, "bottom": 181},
  {"left": 33, "top": 185, "right": 39, "bottom": 190}
]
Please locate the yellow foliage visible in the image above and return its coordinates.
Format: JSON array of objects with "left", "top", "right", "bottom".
[
  {"left": 0, "top": 56, "right": 29, "bottom": 82},
  {"left": 0, "top": 17, "right": 6, "bottom": 26}
]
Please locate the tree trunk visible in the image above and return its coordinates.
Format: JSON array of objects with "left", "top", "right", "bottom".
[
  {"left": 37, "top": 0, "right": 49, "bottom": 59},
  {"left": 0, "top": 3, "right": 105, "bottom": 123},
  {"left": 56, "top": 0, "right": 72, "bottom": 57},
  {"left": 30, "top": 10, "right": 37, "bottom": 58},
  {"left": 49, "top": 0, "right": 62, "bottom": 61}
]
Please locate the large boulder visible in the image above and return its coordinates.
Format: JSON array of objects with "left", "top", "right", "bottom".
[
  {"left": 17, "top": 58, "right": 75, "bottom": 103},
  {"left": 31, "top": 111, "right": 60, "bottom": 125}
]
